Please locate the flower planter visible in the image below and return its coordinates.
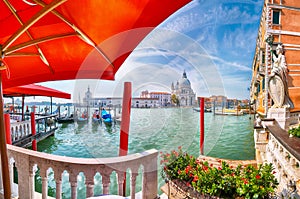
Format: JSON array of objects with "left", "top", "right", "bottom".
[
  {"left": 160, "top": 147, "right": 278, "bottom": 199},
  {"left": 168, "top": 179, "right": 220, "bottom": 199}
]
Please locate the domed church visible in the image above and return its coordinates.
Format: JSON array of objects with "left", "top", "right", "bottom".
[{"left": 171, "top": 70, "right": 196, "bottom": 106}]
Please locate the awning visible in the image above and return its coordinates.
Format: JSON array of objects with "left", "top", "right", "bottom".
[{"left": 3, "top": 83, "right": 71, "bottom": 99}]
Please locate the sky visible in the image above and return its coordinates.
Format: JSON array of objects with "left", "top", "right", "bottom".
[{"left": 23, "top": 0, "right": 264, "bottom": 104}]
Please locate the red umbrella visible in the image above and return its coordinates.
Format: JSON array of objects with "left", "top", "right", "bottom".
[
  {"left": 3, "top": 83, "right": 71, "bottom": 99},
  {"left": 0, "top": 0, "right": 191, "bottom": 197}
]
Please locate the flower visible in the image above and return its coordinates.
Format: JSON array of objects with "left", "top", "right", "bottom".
[{"left": 160, "top": 147, "right": 278, "bottom": 198}]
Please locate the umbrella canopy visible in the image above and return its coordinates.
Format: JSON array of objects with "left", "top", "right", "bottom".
[
  {"left": 0, "top": 1, "right": 191, "bottom": 198},
  {"left": 0, "top": 0, "right": 191, "bottom": 89},
  {"left": 3, "top": 83, "right": 71, "bottom": 99}
]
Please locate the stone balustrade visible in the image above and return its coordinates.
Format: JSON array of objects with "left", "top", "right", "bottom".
[
  {"left": 3, "top": 145, "right": 158, "bottom": 199},
  {"left": 254, "top": 119, "right": 300, "bottom": 193},
  {"left": 266, "top": 133, "right": 300, "bottom": 192},
  {"left": 10, "top": 121, "right": 31, "bottom": 143}
]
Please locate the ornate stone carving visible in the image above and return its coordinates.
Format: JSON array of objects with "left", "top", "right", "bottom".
[{"left": 269, "top": 44, "right": 294, "bottom": 108}]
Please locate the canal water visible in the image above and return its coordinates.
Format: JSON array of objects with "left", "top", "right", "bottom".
[{"left": 35, "top": 107, "right": 255, "bottom": 198}]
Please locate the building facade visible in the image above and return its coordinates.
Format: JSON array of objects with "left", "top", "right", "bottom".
[
  {"left": 81, "top": 87, "right": 160, "bottom": 108},
  {"left": 250, "top": 0, "right": 300, "bottom": 193},
  {"left": 250, "top": 0, "right": 300, "bottom": 115},
  {"left": 171, "top": 71, "right": 196, "bottom": 107}
]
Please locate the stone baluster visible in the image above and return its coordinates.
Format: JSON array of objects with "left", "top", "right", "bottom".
[
  {"left": 9, "top": 159, "right": 14, "bottom": 195},
  {"left": 85, "top": 172, "right": 95, "bottom": 198},
  {"left": 69, "top": 171, "right": 78, "bottom": 199},
  {"left": 11, "top": 127, "right": 14, "bottom": 142},
  {"left": 143, "top": 151, "right": 158, "bottom": 199},
  {"left": 117, "top": 171, "right": 125, "bottom": 196},
  {"left": 15, "top": 154, "right": 31, "bottom": 198},
  {"left": 102, "top": 173, "right": 111, "bottom": 195},
  {"left": 54, "top": 170, "right": 63, "bottom": 199},
  {"left": 29, "top": 164, "right": 37, "bottom": 199},
  {"left": 130, "top": 171, "right": 138, "bottom": 199},
  {"left": 27, "top": 123, "right": 30, "bottom": 136},
  {"left": 14, "top": 126, "right": 17, "bottom": 140},
  {"left": 40, "top": 167, "right": 48, "bottom": 199}
]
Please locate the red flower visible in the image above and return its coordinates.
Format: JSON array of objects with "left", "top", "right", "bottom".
[
  {"left": 178, "top": 146, "right": 182, "bottom": 150},
  {"left": 218, "top": 167, "right": 222, "bottom": 170},
  {"left": 244, "top": 180, "right": 248, "bottom": 184},
  {"left": 185, "top": 165, "right": 192, "bottom": 174},
  {"left": 186, "top": 182, "right": 191, "bottom": 187},
  {"left": 193, "top": 175, "right": 199, "bottom": 182},
  {"left": 272, "top": 171, "right": 276, "bottom": 174},
  {"left": 256, "top": 174, "right": 261, "bottom": 179}
]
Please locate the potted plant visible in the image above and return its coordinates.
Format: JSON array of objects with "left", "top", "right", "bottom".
[{"left": 160, "top": 147, "right": 278, "bottom": 199}]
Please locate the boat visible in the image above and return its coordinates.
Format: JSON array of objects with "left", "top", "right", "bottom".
[
  {"left": 92, "top": 117, "right": 102, "bottom": 125},
  {"left": 76, "top": 117, "right": 88, "bottom": 124},
  {"left": 214, "top": 108, "right": 244, "bottom": 116},
  {"left": 91, "top": 110, "right": 102, "bottom": 125},
  {"left": 57, "top": 114, "right": 74, "bottom": 124},
  {"left": 101, "top": 109, "right": 112, "bottom": 126},
  {"left": 193, "top": 107, "right": 212, "bottom": 112}
]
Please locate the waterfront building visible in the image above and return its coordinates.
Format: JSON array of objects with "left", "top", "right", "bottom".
[
  {"left": 250, "top": 0, "right": 300, "bottom": 193},
  {"left": 171, "top": 70, "right": 196, "bottom": 107},
  {"left": 140, "top": 90, "right": 171, "bottom": 107},
  {"left": 149, "top": 92, "right": 171, "bottom": 107},
  {"left": 210, "top": 95, "right": 227, "bottom": 108},
  {"left": 81, "top": 87, "right": 160, "bottom": 108}
]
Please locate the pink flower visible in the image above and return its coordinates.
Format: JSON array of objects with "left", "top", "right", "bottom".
[{"left": 178, "top": 170, "right": 181, "bottom": 174}]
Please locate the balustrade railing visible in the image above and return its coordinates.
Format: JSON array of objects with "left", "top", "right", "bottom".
[
  {"left": 266, "top": 133, "right": 300, "bottom": 191},
  {"left": 3, "top": 145, "right": 158, "bottom": 199},
  {"left": 254, "top": 119, "right": 300, "bottom": 193},
  {"left": 9, "top": 114, "right": 58, "bottom": 146},
  {"left": 10, "top": 121, "right": 31, "bottom": 143}
]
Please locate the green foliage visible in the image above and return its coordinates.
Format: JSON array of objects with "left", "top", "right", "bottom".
[
  {"left": 288, "top": 126, "right": 300, "bottom": 138},
  {"left": 160, "top": 147, "right": 278, "bottom": 198},
  {"left": 171, "top": 94, "right": 180, "bottom": 106}
]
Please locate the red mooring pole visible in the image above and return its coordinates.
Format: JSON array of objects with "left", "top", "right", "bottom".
[
  {"left": 119, "top": 82, "right": 132, "bottom": 196},
  {"left": 30, "top": 112, "right": 37, "bottom": 151},
  {"left": 4, "top": 114, "right": 12, "bottom": 145},
  {"left": 200, "top": 97, "right": 205, "bottom": 155}
]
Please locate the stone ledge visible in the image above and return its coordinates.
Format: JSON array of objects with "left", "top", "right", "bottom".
[{"left": 266, "top": 123, "right": 300, "bottom": 162}]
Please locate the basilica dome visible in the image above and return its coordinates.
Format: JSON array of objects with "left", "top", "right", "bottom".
[{"left": 178, "top": 71, "right": 191, "bottom": 88}]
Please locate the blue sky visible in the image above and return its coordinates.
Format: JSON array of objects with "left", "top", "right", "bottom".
[{"left": 37, "top": 0, "right": 263, "bottom": 103}]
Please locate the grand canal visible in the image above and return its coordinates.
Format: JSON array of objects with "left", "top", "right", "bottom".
[{"left": 35, "top": 107, "right": 255, "bottom": 198}]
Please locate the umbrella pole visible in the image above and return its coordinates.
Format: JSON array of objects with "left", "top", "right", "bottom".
[{"left": 0, "top": 72, "right": 11, "bottom": 198}]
